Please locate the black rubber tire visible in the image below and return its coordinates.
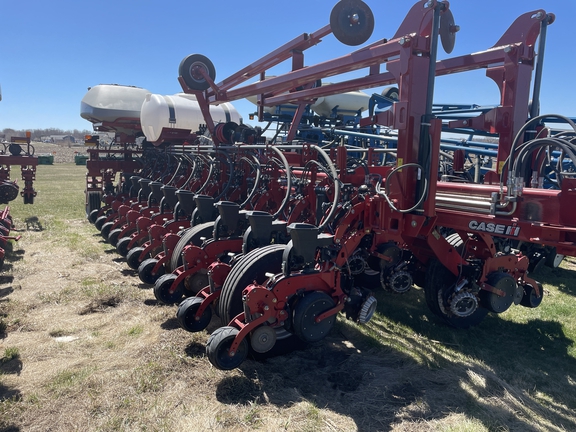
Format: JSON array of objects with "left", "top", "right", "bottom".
[
  {"left": 218, "top": 244, "right": 287, "bottom": 323},
  {"left": 179, "top": 54, "right": 216, "bottom": 91},
  {"left": 88, "top": 209, "right": 100, "bottom": 224},
  {"left": 138, "top": 258, "right": 164, "bottom": 285},
  {"left": 116, "top": 237, "right": 132, "bottom": 258},
  {"left": 206, "top": 326, "right": 248, "bottom": 370},
  {"left": 293, "top": 291, "right": 336, "bottom": 343},
  {"left": 126, "top": 247, "right": 146, "bottom": 270},
  {"left": 169, "top": 221, "right": 214, "bottom": 272},
  {"left": 108, "top": 228, "right": 123, "bottom": 247},
  {"left": 177, "top": 296, "right": 212, "bottom": 332},
  {"left": 100, "top": 221, "right": 114, "bottom": 241},
  {"left": 86, "top": 192, "right": 101, "bottom": 218},
  {"left": 94, "top": 215, "right": 108, "bottom": 231},
  {"left": 520, "top": 284, "right": 544, "bottom": 308},
  {"left": 153, "top": 274, "right": 184, "bottom": 304}
]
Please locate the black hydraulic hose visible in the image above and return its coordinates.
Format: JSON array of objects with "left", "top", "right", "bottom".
[{"left": 239, "top": 155, "right": 262, "bottom": 209}]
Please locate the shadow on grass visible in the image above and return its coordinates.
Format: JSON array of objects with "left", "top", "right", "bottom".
[
  {"left": 536, "top": 264, "right": 576, "bottom": 297},
  {"left": 160, "top": 318, "right": 180, "bottom": 330},
  {"left": 24, "top": 216, "right": 43, "bottom": 232},
  {"left": 212, "top": 288, "right": 576, "bottom": 431}
]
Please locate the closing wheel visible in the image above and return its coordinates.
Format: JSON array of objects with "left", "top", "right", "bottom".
[
  {"left": 138, "top": 258, "right": 164, "bottom": 285},
  {"left": 177, "top": 296, "right": 212, "bottom": 332},
  {"left": 169, "top": 221, "right": 215, "bottom": 272},
  {"left": 520, "top": 284, "right": 543, "bottom": 308},
  {"left": 179, "top": 54, "right": 216, "bottom": 91},
  {"left": 330, "top": 0, "right": 374, "bottom": 46},
  {"left": 206, "top": 326, "right": 249, "bottom": 370},
  {"left": 126, "top": 247, "right": 146, "bottom": 270},
  {"left": 424, "top": 259, "right": 488, "bottom": 329},
  {"left": 116, "top": 236, "right": 132, "bottom": 257},
  {"left": 293, "top": 291, "right": 336, "bottom": 343},
  {"left": 153, "top": 274, "right": 184, "bottom": 304},
  {"left": 184, "top": 272, "right": 209, "bottom": 296}
]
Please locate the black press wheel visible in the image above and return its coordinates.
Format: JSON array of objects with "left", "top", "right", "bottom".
[
  {"left": 154, "top": 274, "right": 183, "bottom": 305},
  {"left": 169, "top": 221, "right": 214, "bottom": 272},
  {"left": 108, "top": 228, "right": 123, "bottom": 247},
  {"left": 138, "top": 258, "right": 164, "bottom": 285},
  {"left": 293, "top": 291, "right": 336, "bottom": 343},
  {"left": 206, "top": 326, "right": 248, "bottom": 370},
  {"left": 126, "top": 247, "right": 146, "bottom": 270},
  {"left": 94, "top": 215, "right": 108, "bottom": 231},
  {"left": 177, "top": 296, "right": 212, "bottom": 332},
  {"left": 100, "top": 221, "right": 114, "bottom": 240},
  {"left": 178, "top": 54, "right": 216, "bottom": 91},
  {"left": 88, "top": 208, "right": 100, "bottom": 224},
  {"left": 116, "top": 237, "right": 132, "bottom": 257}
]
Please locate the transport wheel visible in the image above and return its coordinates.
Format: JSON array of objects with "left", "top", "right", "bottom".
[
  {"left": 138, "top": 258, "right": 164, "bottom": 285},
  {"left": 218, "top": 244, "right": 287, "bottom": 323},
  {"left": 424, "top": 259, "right": 488, "bottom": 329},
  {"left": 100, "top": 222, "right": 114, "bottom": 241},
  {"left": 108, "top": 228, "right": 122, "bottom": 247},
  {"left": 206, "top": 326, "right": 248, "bottom": 370},
  {"left": 126, "top": 247, "right": 146, "bottom": 270},
  {"left": 94, "top": 215, "right": 108, "bottom": 231},
  {"left": 116, "top": 237, "right": 132, "bottom": 257},
  {"left": 179, "top": 54, "right": 216, "bottom": 91},
  {"left": 293, "top": 291, "right": 336, "bottom": 343},
  {"left": 330, "top": 0, "right": 374, "bottom": 46},
  {"left": 520, "top": 284, "right": 544, "bottom": 308},
  {"left": 154, "top": 274, "right": 183, "bottom": 304},
  {"left": 177, "top": 296, "right": 212, "bottom": 332},
  {"left": 169, "top": 221, "right": 214, "bottom": 272},
  {"left": 86, "top": 192, "right": 101, "bottom": 218}
]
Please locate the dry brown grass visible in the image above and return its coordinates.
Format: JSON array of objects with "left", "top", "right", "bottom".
[{"left": 0, "top": 164, "right": 575, "bottom": 431}]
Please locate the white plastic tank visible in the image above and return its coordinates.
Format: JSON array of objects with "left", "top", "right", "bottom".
[
  {"left": 310, "top": 88, "right": 370, "bottom": 117},
  {"left": 245, "top": 82, "right": 370, "bottom": 117},
  {"left": 141, "top": 93, "right": 241, "bottom": 144},
  {"left": 80, "top": 84, "right": 150, "bottom": 124}
]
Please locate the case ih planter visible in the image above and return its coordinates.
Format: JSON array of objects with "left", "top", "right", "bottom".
[{"left": 83, "top": 0, "right": 576, "bottom": 371}]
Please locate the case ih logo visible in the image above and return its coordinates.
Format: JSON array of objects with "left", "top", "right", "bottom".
[{"left": 468, "top": 220, "right": 520, "bottom": 237}]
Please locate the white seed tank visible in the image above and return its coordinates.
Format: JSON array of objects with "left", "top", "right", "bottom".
[
  {"left": 80, "top": 84, "right": 150, "bottom": 125},
  {"left": 140, "top": 93, "right": 241, "bottom": 144},
  {"left": 245, "top": 82, "right": 370, "bottom": 117}
]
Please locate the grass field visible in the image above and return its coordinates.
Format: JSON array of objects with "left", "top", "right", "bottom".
[{"left": 0, "top": 163, "right": 575, "bottom": 431}]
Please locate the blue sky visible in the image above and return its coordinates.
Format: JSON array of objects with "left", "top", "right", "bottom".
[{"left": 1, "top": 0, "right": 575, "bottom": 132}]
